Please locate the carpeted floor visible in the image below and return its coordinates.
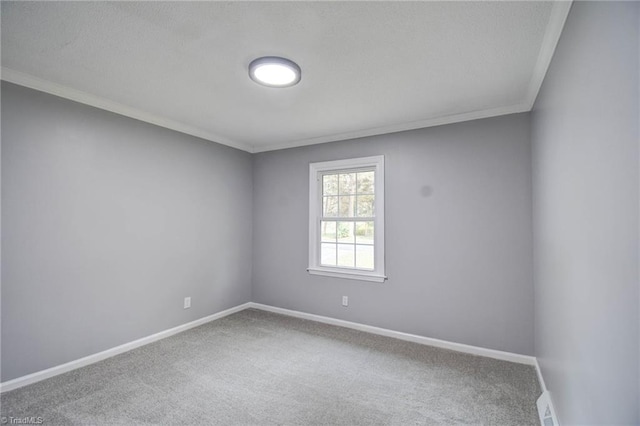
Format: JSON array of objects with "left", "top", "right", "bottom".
[{"left": 1, "top": 309, "right": 541, "bottom": 425}]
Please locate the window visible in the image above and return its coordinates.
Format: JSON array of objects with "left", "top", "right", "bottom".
[{"left": 308, "top": 156, "right": 385, "bottom": 282}]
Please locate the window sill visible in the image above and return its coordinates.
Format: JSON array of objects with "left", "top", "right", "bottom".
[{"left": 307, "top": 267, "right": 386, "bottom": 283}]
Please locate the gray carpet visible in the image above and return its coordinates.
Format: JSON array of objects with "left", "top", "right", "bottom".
[{"left": 1, "top": 309, "right": 541, "bottom": 425}]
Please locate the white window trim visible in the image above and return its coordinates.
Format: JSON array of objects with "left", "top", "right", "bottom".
[{"left": 308, "top": 155, "right": 386, "bottom": 283}]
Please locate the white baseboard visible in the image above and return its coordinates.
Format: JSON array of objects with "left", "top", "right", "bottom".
[
  {"left": 1, "top": 301, "right": 541, "bottom": 395},
  {"left": 0, "top": 302, "right": 252, "bottom": 393},
  {"left": 534, "top": 358, "right": 547, "bottom": 392},
  {"left": 248, "top": 302, "right": 537, "bottom": 366}
]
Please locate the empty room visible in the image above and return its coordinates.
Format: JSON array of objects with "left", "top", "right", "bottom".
[{"left": 1, "top": 1, "right": 638, "bottom": 425}]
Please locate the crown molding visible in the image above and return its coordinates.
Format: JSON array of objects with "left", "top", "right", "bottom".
[
  {"left": 525, "top": 0, "right": 573, "bottom": 109},
  {"left": 252, "top": 102, "right": 531, "bottom": 153},
  {"left": 2, "top": 2, "right": 571, "bottom": 154},
  {"left": 1, "top": 67, "right": 253, "bottom": 153},
  {"left": 254, "top": 0, "right": 573, "bottom": 153}
]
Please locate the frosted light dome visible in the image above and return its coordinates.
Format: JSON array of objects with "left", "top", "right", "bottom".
[{"left": 249, "top": 57, "right": 301, "bottom": 88}]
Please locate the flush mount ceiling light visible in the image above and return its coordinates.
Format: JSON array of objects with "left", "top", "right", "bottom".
[{"left": 249, "top": 56, "right": 301, "bottom": 88}]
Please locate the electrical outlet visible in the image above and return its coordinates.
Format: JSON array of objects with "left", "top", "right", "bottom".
[
  {"left": 342, "top": 296, "right": 348, "bottom": 307},
  {"left": 184, "top": 297, "right": 191, "bottom": 309}
]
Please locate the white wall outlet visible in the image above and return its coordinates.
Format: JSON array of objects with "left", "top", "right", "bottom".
[
  {"left": 342, "top": 296, "right": 348, "bottom": 307},
  {"left": 183, "top": 297, "right": 191, "bottom": 309}
]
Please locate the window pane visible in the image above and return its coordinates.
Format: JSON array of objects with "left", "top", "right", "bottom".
[
  {"left": 321, "top": 221, "right": 337, "bottom": 242},
  {"left": 310, "top": 156, "right": 384, "bottom": 278},
  {"left": 323, "top": 196, "right": 338, "bottom": 217},
  {"left": 339, "top": 195, "right": 355, "bottom": 217},
  {"left": 357, "top": 171, "right": 375, "bottom": 194},
  {"left": 339, "top": 173, "right": 356, "bottom": 195},
  {"left": 323, "top": 174, "right": 338, "bottom": 196},
  {"left": 337, "top": 222, "right": 354, "bottom": 243},
  {"left": 321, "top": 243, "right": 337, "bottom": 266},
  {"left": 337, "top": 244, "right": 355, "bottom": 267},
  {"left": 356, "top": 194, "right": 374, "bottom": 217},
  {"left": 356, "top": 245, "right": 374, "bottom": 269},
  {"left": 355, "top": 221, "right": 374, "bottom": 244}
]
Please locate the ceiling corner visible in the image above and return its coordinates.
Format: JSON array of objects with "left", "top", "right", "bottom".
[
  {"left": 525, "top": 0, "right": 574, "bottom": 110},
  {"left": 1, "top": 67, "right": 253, "bottom": 153}
]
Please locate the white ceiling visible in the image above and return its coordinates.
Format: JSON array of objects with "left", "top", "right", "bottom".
[{"left": 1, "top": 1, "right": 571, "bottom": 153}]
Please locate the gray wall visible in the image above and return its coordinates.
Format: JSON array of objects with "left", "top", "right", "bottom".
[
  {"left": 253, "top": 113, "right": 534, "bottom": 355},
  {"left": 531, "top": 2, "right": 639, "bottom": 424},
  {"left": 1, "top": 82, "right": 253, "bottom": 382}
]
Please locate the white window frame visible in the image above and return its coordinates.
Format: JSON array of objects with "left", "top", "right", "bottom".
[{"left": 308, "top": 155, "right": 386, "bottom": 283}]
